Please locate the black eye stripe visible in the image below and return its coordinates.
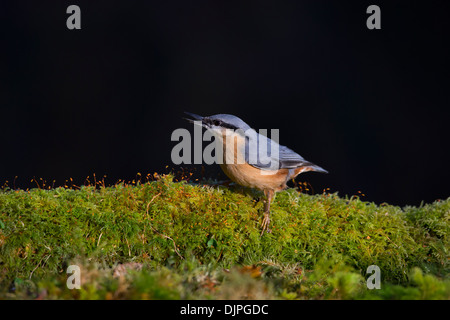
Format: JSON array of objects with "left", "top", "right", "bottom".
[
  {"left": 205, "top": 118, "right": 237, "bottom": 130},
  {"left": 222, "top": 123, "right": 237, "bottom": 129}
]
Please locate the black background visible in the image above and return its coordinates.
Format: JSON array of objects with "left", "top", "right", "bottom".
[{"left": 0, "top": 1, "right": 449, "bottom": 206}]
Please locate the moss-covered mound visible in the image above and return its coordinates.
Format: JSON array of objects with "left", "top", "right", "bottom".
[{"left": 0, "top": 175, "right": 448, "bottom": 299}]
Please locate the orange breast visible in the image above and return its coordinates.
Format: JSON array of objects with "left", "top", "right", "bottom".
[
  {"left": 219, "top": 163, "right": 290, "bottom": 191},
  {"left": 218, "top": 130, "right": 305, "bottom": 192}
]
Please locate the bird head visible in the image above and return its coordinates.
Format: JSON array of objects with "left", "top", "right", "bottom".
[{"left": 184, "top": 112, "right": 251, "bottom": 133}]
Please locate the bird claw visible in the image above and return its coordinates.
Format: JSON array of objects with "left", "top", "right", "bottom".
[{"left": 260, "top": 213, "right": 271, "bottom": 236}]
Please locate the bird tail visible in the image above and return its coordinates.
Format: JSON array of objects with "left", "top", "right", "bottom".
[
  {"left": 295, "top": 162, "right": 329, "bottom": 175},
  {"left": 308, "top": 164, "right": 328, "bottom": 174}
]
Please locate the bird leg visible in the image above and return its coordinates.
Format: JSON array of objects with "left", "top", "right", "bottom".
[{"left": 261, "top": 189, "right": 274, "bottom": 236}]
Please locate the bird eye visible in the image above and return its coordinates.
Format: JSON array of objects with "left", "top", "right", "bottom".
[{"left": 213, "top": 120, "right": 222, "bottom": 126}]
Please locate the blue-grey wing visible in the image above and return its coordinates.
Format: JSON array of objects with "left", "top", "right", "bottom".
[
  {"left": 278, "top": 145, "right": 310, "bottom": 168},
  {"left": 244, "top": 131, "right": 328, "bottom": 173},
  {"left": 244, "top": 132, "right": 309, "bottom": 170}
]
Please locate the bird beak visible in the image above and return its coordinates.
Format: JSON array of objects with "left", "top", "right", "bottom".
[
  {"left": 184, "top": 112, "right": 203, "bottom": 121},
  {"left": 184, "top": 112, "right": 209, "bottom": 128}
]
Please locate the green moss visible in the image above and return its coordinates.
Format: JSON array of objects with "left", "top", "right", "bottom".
[{"left": 0, "top": 174, "right": 448, "bottom": 299}]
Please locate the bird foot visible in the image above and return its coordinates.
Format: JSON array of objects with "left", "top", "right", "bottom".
[{"left": 260, "top": 212, "right": 271, "bottom": 236}]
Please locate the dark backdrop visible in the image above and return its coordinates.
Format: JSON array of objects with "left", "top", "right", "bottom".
[{"left": 0, "top": 1, "right": 449, "bottom": 206}]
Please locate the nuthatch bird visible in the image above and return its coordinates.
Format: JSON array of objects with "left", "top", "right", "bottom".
[{"left": 185, "top": 113, "right": 328, "bottom": 235}]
